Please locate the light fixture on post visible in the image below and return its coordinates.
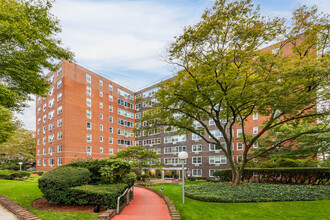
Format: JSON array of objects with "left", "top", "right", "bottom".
[
  {"left": 18, "top": 162, "right": 23, "bottom": 171},
  {"left": 178, "top": 151, "right": 188, "bottom": 204}
]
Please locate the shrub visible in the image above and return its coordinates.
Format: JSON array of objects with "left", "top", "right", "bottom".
[
  {"left": 38, "top": 166, "right": 91, "bottom": 204},
  {"left": 122, "top": 172, "right": 136, "bottom": 187},
  {"left": 185, "top": 183, "right": 330, "bottom": 202},
  {"left": 70, "top": 184, "right": 128, "bottom": 209},
  {"left": 13, "top": 171, "right": 31, "bottom": 178},
  {"left": 213, "top": 168, "right": 330, "bottom": 185},
  {"left": 32, "top": 171, "right": 44, "bottom": 176},
  {"left": 187, "top": 176, "right": 207, "bottom": 181},
  {"left": 66, "top": 159, "right": 131, "bottom": 184},
  {"left": 0, "top": 170, "right": 16, "bottom": 179}
]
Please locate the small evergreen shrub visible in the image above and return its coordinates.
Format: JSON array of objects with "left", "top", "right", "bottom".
[
  {"left": 0, "top": 170, "right": 16, "bottom": 179},
  {"left": 38, "top": 166, "right": 91, "bottom": 204},
  {"left": 185, "top": 183, "right": 330, "bottom": 202},
  {"left": 70, "top": 184, "right": 128, "bottom": 209},
  {"left": 121, "top": 172, "right": 136, "bottom": 187}
]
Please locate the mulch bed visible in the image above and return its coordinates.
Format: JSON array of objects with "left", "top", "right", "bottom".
[{"left": 32, "top": 198, "right": 106, "bottom": 213}]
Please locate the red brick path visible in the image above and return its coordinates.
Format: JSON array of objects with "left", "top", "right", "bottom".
[{"left": 112, "top": 187, "right": 171, "bottom": 220}]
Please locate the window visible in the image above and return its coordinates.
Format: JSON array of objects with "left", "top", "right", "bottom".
[
  {"left": 37, "top": 107, "right": 41, "bottom": 115},
  {"left": 57, "top": 105, "right": 62, "bottom": 114},
  {"left": 86, "top": 73, "right": 91, "bottom": 83},
  {"left": 192, "top": 157, "right": 202, "bottom": 164},
  {"left": 43, "top": 114, "right": 47, "bottom": 123},
  {"left": 253, "top": 142, "right": 258, "bottom": 148},
  {"left": 100, "top": 113, "right": 103, "bottom": 119},
  {"left": 99, "top": 79, "right": 103, "bottom": 86},
  {"left": 109, "top": 84, "right": 113, "bottom": 91},
  {"left": 237, "top": 129, "right": 242, "bottom": 137},
  {"left": 37, "top": 118, "right": 41, "bottom": 125},
  {"left": 43, "top": 137, "right": 47, "bottom": 145},
  {"left": 57, "top": 79, "right": 62, "bottom": 89},
  {"left": 43, "top": 159, "right": 47, "bottom": 167},
  {"left": 49, "top": 85, "right": 54, "bottom": 96},
  {"left": 87, "top": 98, "right": 91, "bottom": 107},
  {"left": 136, "top": 103, "right": 141, "bottom": 111},
  {"left": 100, "top": 91, "right": 103, "bottom": 97},
  {"left": 87, "top": 134, "right": 92, "bottom": 143},
  {"left": 37, "top": 149, "right": 41, "bottom": 155},
  {"left": 253, "top": 112, "right": 258, "bottom": 120},
  {"left": 117, "top": 139, "right": 134, "bottom": 146},
  {"left": 193, "top": 121, "right": 202, "bottom": 127},
  {"left": 43, "top": 125, "right": 47, "bottom": 134},
  {"left": 109, "top": 105, "right": 113, "bottom": 112},
  {"left": 57, "top": 118, "right": 62, "bottom": 127},
  {"left": 87, "top": 146, "right": 91, "bottom": 155},
  {"left": 87, "top": 110, "right": 92, "bottom": 119},
  {"left": 48, "top": 134, "right": 54, "bottom": 143},
  {"left": 49, "top": 146, "right": 55, "bottom": 155},
  {"left": 209, "top": 118, "right": 215, "bottom": 125},
  {"left": 210, "top": 129, "right": 222, "bottom": 138},
  {"left": 192, "top": 144, "right": 202, "bottom": 152},
  {"left": 192, "top": 169, "right": 202, "bottom": 177},
  {"left": 48, "top": 98, "right": 54, "bottom": 108},
  {"left": 57, "top": 132, "right": 62, "bottom": 140},
  {"left": 48, "top": 74, "right": 54, "bottom": 82},
  {"left": 43, "top": 103, "right": 47, "bottom": 112},
  {"left": 109, "top": 116, "right": 113, "bottom": 123},
  {"left": 37, "top": 128, "right": 41, "bottom": 135},
  {"left": 43, "top": 148, "right": 46, "bottom": 155},
  {"left": 192, "top": 133, "right": 202, "bottom": 141},
  {"left": 37, "top": 139, "right": 41, "bottom": 145},
  {"left": 109, "top": 127, "right": 113, "bottom": 133},
  {"left": 100, "top": 102, "right": 103, "bottom": 108},
  {"left": 237, "top": 142, "right": 243, "bottom": 150},
  {"left": 47, "top": 109, "right": 53, "bottom": 119},
  {"left": 57, "top": 92, "right": 62, "bottom": 102},
  {"left": 164, "top": 135, "right": 186, "bottom": 144},
  {"left": 136, "top": 112, "right": 141, "bottom": 119},
  {"left": 209, "top": 144, "right": 221, "bottom": 151},
  {"left": 237, "top": 155, "right": 243, "bottom": 163},
  {"left": 57, "top": 66, "right": 62, "bottom": 76},
  {"left": 109, "top": 95, "right": 113, "bottom": 102},
  {"left": 209, "top": 156, "right": 227, "bottom": 164},
  {"left": 37, "top": 159, "right": 41, "bottom": 166},
  {"left": 117, "top": 88, "right": 133, "bottom": 100},
  {"left": 253, "top": 127, "right": 258, "bottom": 134},
  {"left": 100, "top": 124, "right": 103, "bottom": 131},
  {"left": 109, "top": 148, "right": 113, "bottom": 154},
  {"left": 100, "top": 136, "right": 103, "bottom": 142},
  {"left": 209, "top": 169, "right": 216, "bottom": 177},
  {"left": 86, "top": 86, "right": 91, "bottom": 96},
  {"left": 58, "top": 158, "right": 62, "bottom": 166},
  {"left": 109, "top": 137, "right": 113, "bottom": 144},
  {"left": 117, "top": 108, "right": 134, "bottom": 119},
  {"left": 87, "top": 122, "right": 92, "bottom": 131},
  {"left": 100, "top": 147, "right": 103, "bottom": 153},
  {"left": 58, "top": 144, "right": 62, "bottom": 152}
]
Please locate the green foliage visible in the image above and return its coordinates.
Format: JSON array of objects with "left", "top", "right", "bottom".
[
  {"left": 138, "top": 174, "right": 150, "bottom": 182},
  {"left": 0, "top": 107, "right": 20, "bottom": 144},
  {"left": 187, "top": 177, "right": 207, "bottom": 181},
  {"left": 0, "top": 170, "right": 31, "bottom": 179},
  {"left": 115, "top": 145, "right": 164, "bottom": 173},
  {"left": 213, "top": 168, "right": 330, "bottom": 185},
  {"left": 0, "top": 0, "right": 74, "bottom": 111},
  {"left": 140, "top": 0, "right": 330, "bottom": 185},
  {"left": 65, "top": 158, "right": 131, "bottom": 184},
  {"left": 121, "top": 172, "right": 136, "bottom": 187},
  {"left": 38, "top": 166, "right": 91, "bottom": 204},
  {"left": 0, "top": 129, "right": 36, "bottom": 159},
  {"left": 258, "top": 157, "right": 319, "bottom": 168},
  {"left": 70, "top": 184, "right": 128, "bottom": 209},
  {"left": 185, "top": 183, "right": 330, "bottom": 202}
]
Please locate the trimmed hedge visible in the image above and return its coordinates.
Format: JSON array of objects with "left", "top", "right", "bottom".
[
  {"left": 0, "top": 170, "right": 31, "bottom": 179},
  {"left": 187, "top": 177, "right": 207, "bottom": 181},
  {"left": 213, "top": 168, "right": 330, "bottom": 185},
  {"left": 185, "top": 183, "right": 330, "bottom": 202},
  {"left": 38, "top": 166, "right": 91, "bottom": 204},
  {"left": 70, "top": 184, "right": 128, "bottom": 209}
]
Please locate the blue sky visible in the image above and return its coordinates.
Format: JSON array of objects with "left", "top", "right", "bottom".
[{"left": 17, "top": 0, "right": 330, "bottom": 131}]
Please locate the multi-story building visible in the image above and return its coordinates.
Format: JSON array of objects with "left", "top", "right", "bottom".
[
  {"left": 36, "top": 61, "right": 135, "bottom": 171},
  {"left": 36, "top": 40, "right": 302, "bottom": 176}
]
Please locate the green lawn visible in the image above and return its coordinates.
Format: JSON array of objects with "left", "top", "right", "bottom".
[
  {"left": 0, "top": 180, "right": 99, "bottom": 220},
  {"left": 152, "top": 182, "right": 330, "bottom": 220}
]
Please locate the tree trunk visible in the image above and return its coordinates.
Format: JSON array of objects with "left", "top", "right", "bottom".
[{"left": 231, "top": 168, "right": 241, "bottom": 185}]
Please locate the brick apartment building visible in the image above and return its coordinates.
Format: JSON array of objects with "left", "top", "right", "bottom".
[{"left": 36, "top": 41, "right": 304, "bottom": 176}]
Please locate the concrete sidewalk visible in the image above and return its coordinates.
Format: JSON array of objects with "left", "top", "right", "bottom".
[{"left": 0, "top": 205, "right": 18, "bottom": 220}]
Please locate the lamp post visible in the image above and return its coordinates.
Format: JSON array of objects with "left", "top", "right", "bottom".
[
  {"left": 178, "top": 151, "right": 188, "bottom": 204},
  {"left": 18, "top": 162, "right": 23, "bottom": 171}
]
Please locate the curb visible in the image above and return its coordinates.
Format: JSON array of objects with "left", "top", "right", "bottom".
[
  {"left": 0, "top": 195, "right": 41, "bottom": 220},
  {"left": 134, "top": 185, "right": 181, "bottom": 220}
]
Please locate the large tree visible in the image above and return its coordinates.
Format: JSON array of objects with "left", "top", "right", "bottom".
[
  {"left": 0, "top": 128, "right": 35, "bottom": 161},
  {"left": 0, "top": 0, "right": 74, "bottom": 111},
  {"left": 115, "top": 145, "right": 164, "bottom": 174},
  {"left": 141, "top": 0, "right": 330, "bottom": 185},
  {"left": 0, "top": 106, "right": 20, "bottom": 144}
]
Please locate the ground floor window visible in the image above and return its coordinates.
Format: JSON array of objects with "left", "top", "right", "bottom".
[
  {"left": 192, "top": 169, "right": 202, "bottom": 177},
  {"left": 57, "top": 158, "right": 62, "bottom": 166},
  {"left": 209, "top": 169, "right": 216, "bottom": 177}
]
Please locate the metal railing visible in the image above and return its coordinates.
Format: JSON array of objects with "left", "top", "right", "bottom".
[{"left": 116, "top": 186, "right": 134, "bottom": 214}]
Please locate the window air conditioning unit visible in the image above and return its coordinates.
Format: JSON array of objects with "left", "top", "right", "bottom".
[
  {"left": 215, "top": 164, "right": 220, "bottom": 166},
  {"left": 173, "top": 142, "right": 177, "bottom": 145},
  {"left": 215, "top": 150, "right": 220, "bottom": 153},
  {"left": 194, "top": 152, "right": 198, "bottom": 154},
  {"left": 195, "top": 164, "right": 199, "bottom": 167},
  {"left": 173, "top": 164, "right": 177, "bottom": 166}
]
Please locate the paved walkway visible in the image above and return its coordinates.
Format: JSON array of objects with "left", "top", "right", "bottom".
[
  {"left": 112, "top": 187, "right": 171, "bottom": 220},
  {"left": 0, "top": 205, "right": 18, "bottom": 220}
]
